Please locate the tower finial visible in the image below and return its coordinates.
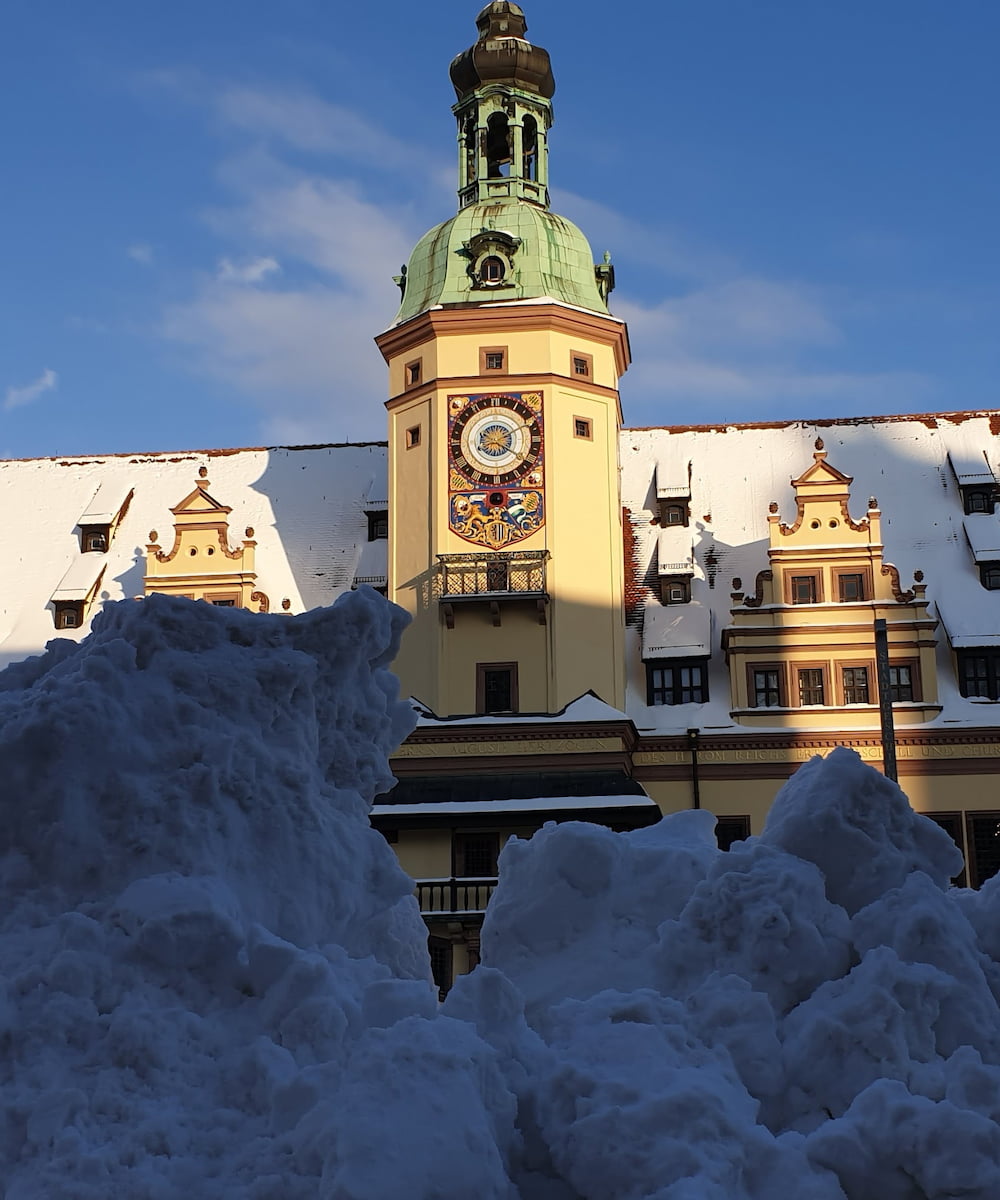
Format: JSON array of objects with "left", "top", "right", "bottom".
[{"left": 449, "top": 4, "right": 554, "bottom": 210}]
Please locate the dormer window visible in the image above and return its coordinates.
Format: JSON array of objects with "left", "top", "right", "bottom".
[
  {"left": 963, "top": 487, "right": 995, "bottom": 515},
  {"left": 663, "top": 505, "right": 686, "bottom": 526},
  {"left": 80, "top": 525, "right": 110, "bottom": 553},
  {"left": 54, "top": 601, "right": 84, "bottom": 630},
  {"left": 660, "top": 576, "right": 691, "bottom": 605},
  {"left": 367, "top": 510, "right": 389, "bottom": 541},
  {"left": 981, "top": 563, "right": 1000, "bottom": 590}
]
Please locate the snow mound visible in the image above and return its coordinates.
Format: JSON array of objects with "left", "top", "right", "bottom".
[{"left": 4, "top": 594, "right": 1000, "bottom": 1198}]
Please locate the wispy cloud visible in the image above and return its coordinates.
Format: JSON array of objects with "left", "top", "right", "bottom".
[
  {"left": 216, "top": 256, "right": 281, "bottom": 285},
  {"left": 127, "top": 243, "right": 154, "bottom": 266},
  {"left": 215, "top": 86, "right": 425, "bottom": 173},
  {"left": 154, "top": 79, "right": 936, "bottom": 437},
  {"left": 4, "top": 368, "right": 57, "bottom": 412}
]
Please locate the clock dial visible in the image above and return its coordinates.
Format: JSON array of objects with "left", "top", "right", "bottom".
[
  {"left": 450, "top": 394, "right": 542, "bottom": 484},
  {"left": 447, "top": 391, "right": 546, "bottom": 549}
]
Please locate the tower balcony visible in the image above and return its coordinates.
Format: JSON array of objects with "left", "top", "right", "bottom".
[{"left": 438, "top": 550, "right": 549, "bottom": 628}]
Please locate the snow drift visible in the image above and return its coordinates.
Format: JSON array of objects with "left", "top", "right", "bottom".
[{"left": 3, "top": 591, "right": 1000, "bottom": 1199}]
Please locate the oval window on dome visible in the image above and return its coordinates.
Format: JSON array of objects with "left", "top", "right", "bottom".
[{"left": 481, "top": 256, "right": 506, "bottom": 285}]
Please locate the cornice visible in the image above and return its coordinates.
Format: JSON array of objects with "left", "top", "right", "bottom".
[{"left": 375, "top": 303, "right": 632, "bottom": 377}]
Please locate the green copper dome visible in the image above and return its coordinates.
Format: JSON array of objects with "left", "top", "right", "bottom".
[{"left": 392, "top": 199, "right": 611, "bottom": 326}]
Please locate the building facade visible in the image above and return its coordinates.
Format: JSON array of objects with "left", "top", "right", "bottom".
[{"left": 4, "top": 3, "right": 1000, "bottom": 991}]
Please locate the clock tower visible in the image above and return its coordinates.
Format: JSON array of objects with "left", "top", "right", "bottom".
[{"left": 376, "top": 2, "right": 630, "bottom": 718}]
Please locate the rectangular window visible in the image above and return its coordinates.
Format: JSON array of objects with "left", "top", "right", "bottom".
[
  {"left": 715, "top": 815, "right": 751, "bottom": 851},
  {"left": 838, "top": 573, "right": 865, "bottom": 602},
  {"left": 981, "top": 564, "right": 1000, "bottom": 590},
  {"left": 888, "top": 664, "right": 914, "bottom": 702},
  {"left": 428, "top": 935, "right": 453, "bottom": 1000},
  {"left": 967, "top": 812, "right": 1000, "bottom": 888},
  {"left": 646, "top": 660, "right": 707, "bottom": 706},
  {"left": 367, "top": 511, "right": 389, "bottom": 541},
  {"left": 480, "top": 346, "right": 508, "bottom": 374},
  {"left": 571, "top": 351, "right": 593, "bottom": 378},
  {"left": 958, "top": 651, "right": 1000, "bottom": 700},
  {"left": 752, "top": 667, "right": 782, "bottom": 708},
  {"left": 455, "top": 832, "right": 500, "bottom": 877},
  {"left": 81, "top": 525, "right": 110, "bottom": 553},
  {"left": 405, "top": 359, "right": 422, "bottom": 387},
  {"left": 211, "top": 599, "right": 236, "bottom": 607},
  {"left": 573, "top": 416, "right": 593, "bottom": 440},
  {"left": 842, "top": 666, "right": 870, "bottom": 704},
  {"left": 405, "top": 425, "right": 421, "bottom": 449},
  {"left": 662, "top": 579, "right": 690, "bottom": 605},
  {"left": 663, "top": 504, "right": 687, "bottom": 526},
  {"left": 790, "top": 575, "right": 818, "bottom": 604},
  {"left": 798, "top": 667, "right": 826, "bottom": 706},
  {"left": 54, "top": 602, "right": 84, "bottom": 630},
  {"left": 477, "top": 662, "right": 518, "bottom": 714},
  {"left": 926, "top": 813, "right": 967, "bottom": 887}
]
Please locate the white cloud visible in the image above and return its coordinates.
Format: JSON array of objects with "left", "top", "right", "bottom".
[
  {"left": 216, "top": 256, "right": 281, "bottom": 285},
  {"left": 127, "top": 243, "right": 154, "bottom": 265},
  {"left": 215, "top": 86, "right": 423, "bottom": 172},
  {"left": 4, "top": 368, "right": 57, "bottom": 413}
]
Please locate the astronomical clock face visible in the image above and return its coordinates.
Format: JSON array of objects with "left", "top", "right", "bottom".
[{"left": 448, "top": 391, "right": 545, "bottom": 549}]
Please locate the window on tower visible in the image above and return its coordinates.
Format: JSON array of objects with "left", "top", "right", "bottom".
[{"left": 476, "top": 662, "right": 518, "bottom": 714}]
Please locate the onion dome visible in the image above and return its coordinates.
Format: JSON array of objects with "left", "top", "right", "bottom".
[{"left": 449, "top": 3, "right": 555, "bottom": 100}]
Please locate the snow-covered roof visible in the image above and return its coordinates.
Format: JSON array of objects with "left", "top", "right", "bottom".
[
  {"left": 642, "top": 602, "right": 712, "bottom": 660},
  {"left": 654, "top": 451, "right": 690, "bottom": 499},
  {"left": 51, "top": 556, "right": 106, "bottom": 601},
  {"left": 621, "top": 412, "right": 1000, "bottom": 732},
  {"left": 947, "top": 448, "right": 996, "bottom": 487},
  {"left": 0, "top": 442, "right": 387, "bottom": 668},
  {"left": 963, "top": 515, "right": 1000, "bottom": 563},
  {"left": 657, "top": 526, "right": 695, "bottom": 575},
  {"left": 77, "top": 482, "right": 131, "bottom": 526}
]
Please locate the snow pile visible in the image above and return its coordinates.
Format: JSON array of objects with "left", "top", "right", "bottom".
[
  {"left": 4, "top": 592, "right": 1000, "bottom": 1198},
  {"left": 479, "top": 750, "right": 1000, "bottom": 1198}
]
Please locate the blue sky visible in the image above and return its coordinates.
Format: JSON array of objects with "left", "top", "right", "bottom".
[{"left": 2, "top": 0, "right": 997, "bottom": 458}]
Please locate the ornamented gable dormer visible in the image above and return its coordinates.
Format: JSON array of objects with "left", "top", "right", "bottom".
[
  {"left": 144, "top": 467, "right": 269, "bottom": 611},
  {"left": 723, "top": 439, "right": 940, "bottom": 729}
]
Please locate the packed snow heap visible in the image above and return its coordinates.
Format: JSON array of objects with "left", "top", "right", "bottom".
[{"left": 2, "top": 592, "right": 1000, "bottom": 1199}]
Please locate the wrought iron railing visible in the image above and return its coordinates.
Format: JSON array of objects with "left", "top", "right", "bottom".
[
  {"left": 438, "top": 551, "right": 548, "bottom": 598},
  {"left": 415, "top": 877, "right": 498, "bottom": 915}
]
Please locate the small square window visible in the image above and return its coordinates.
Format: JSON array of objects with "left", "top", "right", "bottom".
[
  {"left": 663, "top": 505, "right": 686, "bottom": 526},
  {"left": 405, "top": 359, "right": 422, "bottom": 387},
  {"left": 751, "top": 667, "right": 782, "bottom": 708},
  {"left": 480, "top": 346, "right": 508, "bottom": 374},
  {"left": 405, "top": 425, "right": 421, "bottom": 449},
  {"left": 54, "top": 602, "right": 84, "bottom": 630},
  {"left": 573, "top": 416, "right": 592, "bottom": 440},
  {"left": 571, "top": 352, "right": 593, "bottom": 378},
  {"left": 838, "top": 573, "right": 865, "bottom": 602},
  {"left": 661, "top": 576, "right": 690, "bottom": 605},
  {"left": 790, "top": 575, "right": 818, "bottom": 604}
]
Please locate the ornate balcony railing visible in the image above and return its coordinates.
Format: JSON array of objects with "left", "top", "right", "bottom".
[
  {"left": 438, "top": 550, "right": 548, "bottom": 598},
  {"left": 438, "top": 551, "right": 549, "bottom": 628},
  {"left": 415, "top": 877, "right": 498, "bottom": 916}
]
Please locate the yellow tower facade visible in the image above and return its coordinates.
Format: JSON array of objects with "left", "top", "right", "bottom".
[{"left": 376, "top": 3, "right": 629, "bottom": 718}]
